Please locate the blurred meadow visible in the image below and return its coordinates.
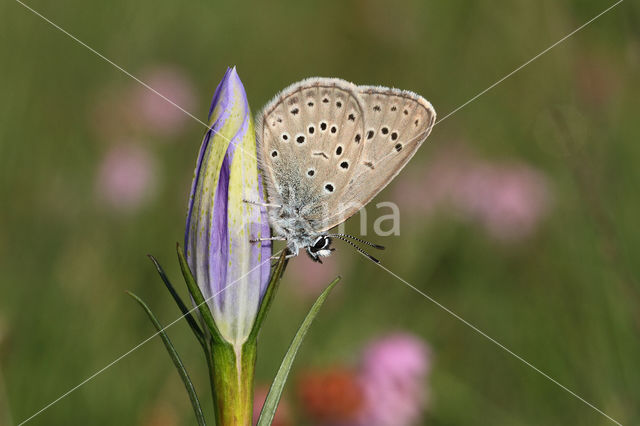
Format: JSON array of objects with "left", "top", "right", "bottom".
[{"left": 1, "top": 0, "right": 640, "bottom": 425}]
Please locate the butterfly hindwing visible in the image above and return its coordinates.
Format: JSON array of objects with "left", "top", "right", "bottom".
[{"left": 318, "top": 86, "right": 436, "bottom": 231}]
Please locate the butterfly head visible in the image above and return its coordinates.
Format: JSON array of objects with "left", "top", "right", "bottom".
[{"left": 306, "top": 235, "right": 334, "bottom": 263}]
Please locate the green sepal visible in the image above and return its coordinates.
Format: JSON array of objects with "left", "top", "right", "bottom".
[
  {"left": 257, "top": 276, "right": 341, "bottom": 426},
  {"left": 126, "top": 291, "right": 207, "bottom": 426},
  {"left": 248, "top": 251, "right": 288, "bottom": 341},
  {"left": 147, "top": 254, "right": 206, "bottom": 350},
  {"left": 176, "top": 243, "right": 225, "bottom": 344},
  {"left": 208, "top": 339, "right": 256, "bottom": 425}
]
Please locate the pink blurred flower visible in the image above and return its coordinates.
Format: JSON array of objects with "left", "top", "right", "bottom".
[
  {"left": 356, "top": 333, "right": 431, "bottom": 426},
  {"left": 130, "top": 66, "right": 196, "bottom": 136},
  {"left": 459, "top": 163, "right": 551, "bottom": 241},
  {"left": 287, "top": 253, "right": 340, "bottom": 297},
  {"left": 253, "top": 385, "right": 292, "bottom": 426},
  {"left": 96, "top": 144, "right": 157, "bottom": 212},
  {"left": 393, "top": 145, "right": 552, "bottom": 242}
]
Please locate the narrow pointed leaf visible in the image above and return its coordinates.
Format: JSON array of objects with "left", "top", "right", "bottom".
[
  {"left": 127, "top": 291, "right": 207, "bottom": 426},
  {"left": 257, "top": 276, "right": 341, "bottom": 426},
  {"left": 177, "top": 243, "right": 225, "bottom": 344},
  {"left": 248, "top": 251, "right": 288, "bottom": 341},
  {"left": 148, "top": 254, "right": 206, "bottom": 349}
]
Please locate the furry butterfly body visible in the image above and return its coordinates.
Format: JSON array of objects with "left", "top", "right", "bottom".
[{"left": 256, "top": 77, "right": 435, "bottom": 261}]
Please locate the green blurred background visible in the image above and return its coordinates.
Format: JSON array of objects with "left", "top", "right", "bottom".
[{"left": 1, "top": 0, "right": 639, "bottom": 424}]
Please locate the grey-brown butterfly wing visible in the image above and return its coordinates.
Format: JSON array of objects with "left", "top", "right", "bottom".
[
  {"left": 257, "top": 78, "right": 366, "bottom": 224},
  {"left": 318, "top": 85, "right": 436, "bottom": 231}
]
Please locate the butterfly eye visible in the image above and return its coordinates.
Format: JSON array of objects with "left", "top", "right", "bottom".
[
  {"left": 290, "top": 107, "right": 299, "bottom": 115},
  {"left": 296, "top": 135, "right": 306, "bottom": 144},
  {"left": 395, "top": 143, "right": 403, "bottom": 152},
  {"left": 313, "top": 237, "right": 327, "bottom": 250},
  {"left": 340, "top": 161, "right": 349, "bottom": 170},
  {"left": 354, "top": 134, "right": 361, "bottom": 143},
  {"left": 309, "top": 236, "right": 329, "bottom": 253},
  {"left": 391, "top": 105, "right": 397, "bottom": 111},
  {"left": 307, "top": 101, "right": 314, "bottom": 107},
  {"left": 373, "top": 105, "right": 381, "bottom": 112},
  {"left": 348, "top": 113, "right": 356, "bottom": 121}
]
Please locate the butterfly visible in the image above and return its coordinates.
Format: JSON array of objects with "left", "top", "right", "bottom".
[{"left": 253, "top": 78, "right": 435, "bottom": 263}]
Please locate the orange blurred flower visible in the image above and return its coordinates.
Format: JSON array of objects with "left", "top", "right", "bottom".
[{"left": 298, "top": 367, "right": 364, "bottom": 424}]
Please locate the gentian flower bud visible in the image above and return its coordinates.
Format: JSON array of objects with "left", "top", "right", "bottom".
[{"left": 184, "top": 67, "right": 271, "bottom": 347}]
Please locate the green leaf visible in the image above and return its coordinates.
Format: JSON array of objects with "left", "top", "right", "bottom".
[
  {"left": 257, "top": 276, "right": 341, "bottom": 426},
  {"left": 176, "top": 243, "right": 225, "bottom": 344},
  {"left": 248, "top": 251, "right": 288, "bottom": 341},
  {"left": 127, "top": 291, "right": 207, "bottom": 426},
  {"left": 147, "top": 254, "right": 206, "bottom": 350}
]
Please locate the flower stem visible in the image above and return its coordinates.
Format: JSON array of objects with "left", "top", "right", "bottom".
[{"left": 209, "top": 339, "right": 257, "bottom": 426}]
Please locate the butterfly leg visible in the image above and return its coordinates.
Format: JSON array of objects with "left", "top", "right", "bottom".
[
  {"left": 243, "top": 199, "right": 282, "bottom": 209},
  {"left": 250, "top": 236, "right": 286, "bottom": 243},
  {"left": 270, "top": 253, "right": 296, "bottom": 261},
  {"left": 269, "top": 252, "right": 296, "bottom": 267}
]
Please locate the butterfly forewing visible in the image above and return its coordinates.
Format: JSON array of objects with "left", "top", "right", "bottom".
[
  {"left": 318, "top": 86, "right": 436, "bottom": 231},
  {"left": 257, "top": 78, "right": 366, "bottom": 223}
]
